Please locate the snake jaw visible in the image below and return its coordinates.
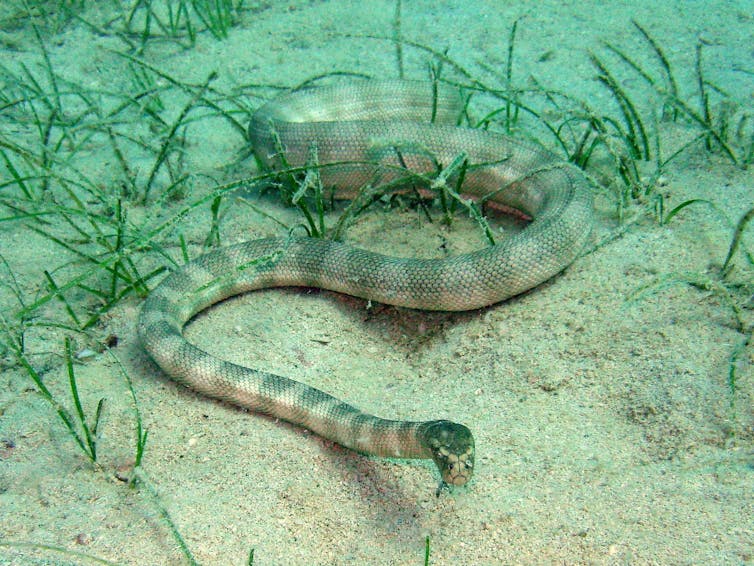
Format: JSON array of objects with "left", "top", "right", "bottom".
[{"left": 420, "top": 420, "right": 475, "bottom": 491}]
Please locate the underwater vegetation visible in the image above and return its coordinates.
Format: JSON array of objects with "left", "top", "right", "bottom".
[{"left": 0, "top": 1, "right": 751, "bottom": 563}]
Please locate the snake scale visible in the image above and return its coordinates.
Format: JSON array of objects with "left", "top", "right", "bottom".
[{"left": 138, "top": 80, "right": 593, "bottom": 491}]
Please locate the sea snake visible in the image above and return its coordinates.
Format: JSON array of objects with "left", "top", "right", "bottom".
[{"left": 138, "top": 80, "right": 593, "bottom": 491}]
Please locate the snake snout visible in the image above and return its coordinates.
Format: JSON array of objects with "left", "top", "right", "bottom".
[{"left": 442, "top": 450, "right": 475, "bottom": 486}]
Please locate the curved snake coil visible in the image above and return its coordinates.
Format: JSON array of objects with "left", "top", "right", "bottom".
[{"left": 138, "top": 80, "right": 593, "bottom": 491}]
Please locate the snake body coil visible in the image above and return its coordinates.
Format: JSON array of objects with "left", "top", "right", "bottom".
[{"left": 138, "top": 81, "right": 593, "bottom": 490}]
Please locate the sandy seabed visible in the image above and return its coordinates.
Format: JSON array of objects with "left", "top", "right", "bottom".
[{"left": 0, "top": 1, "right": 752, "bottom": 564}]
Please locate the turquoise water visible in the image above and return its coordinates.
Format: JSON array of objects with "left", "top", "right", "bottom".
[{"left": 0, "top": 1, "right": 751, "bottom": 564}]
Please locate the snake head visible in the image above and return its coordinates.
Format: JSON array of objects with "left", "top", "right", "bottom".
[{"left": 419, "top": 420, "right": 475, "bottom": 492}]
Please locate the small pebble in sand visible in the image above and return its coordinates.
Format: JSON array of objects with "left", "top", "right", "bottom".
[{"left": 76, "top": 348, "right": 98, "bottom": 361}]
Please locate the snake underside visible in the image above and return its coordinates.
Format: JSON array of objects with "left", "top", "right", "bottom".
[{"left": 138, "top": 80, "right": 593, "bottom": 490}]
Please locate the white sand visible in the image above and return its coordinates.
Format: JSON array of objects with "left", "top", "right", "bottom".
[{"left": 1, "top": 1, "right": 752, "bottom": 564}]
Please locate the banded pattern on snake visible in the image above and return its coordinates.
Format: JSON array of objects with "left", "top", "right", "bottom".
[{"left": 138, "top": 80, "right": 593, "bottom": 490}]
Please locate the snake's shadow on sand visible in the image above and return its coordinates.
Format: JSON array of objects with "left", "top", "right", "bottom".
[
  {"left": 312, "top": 279, "right": 552, "bottom": 355},
  {"left": 321, "top": 440, "right": 455, "bottom": 524}
]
